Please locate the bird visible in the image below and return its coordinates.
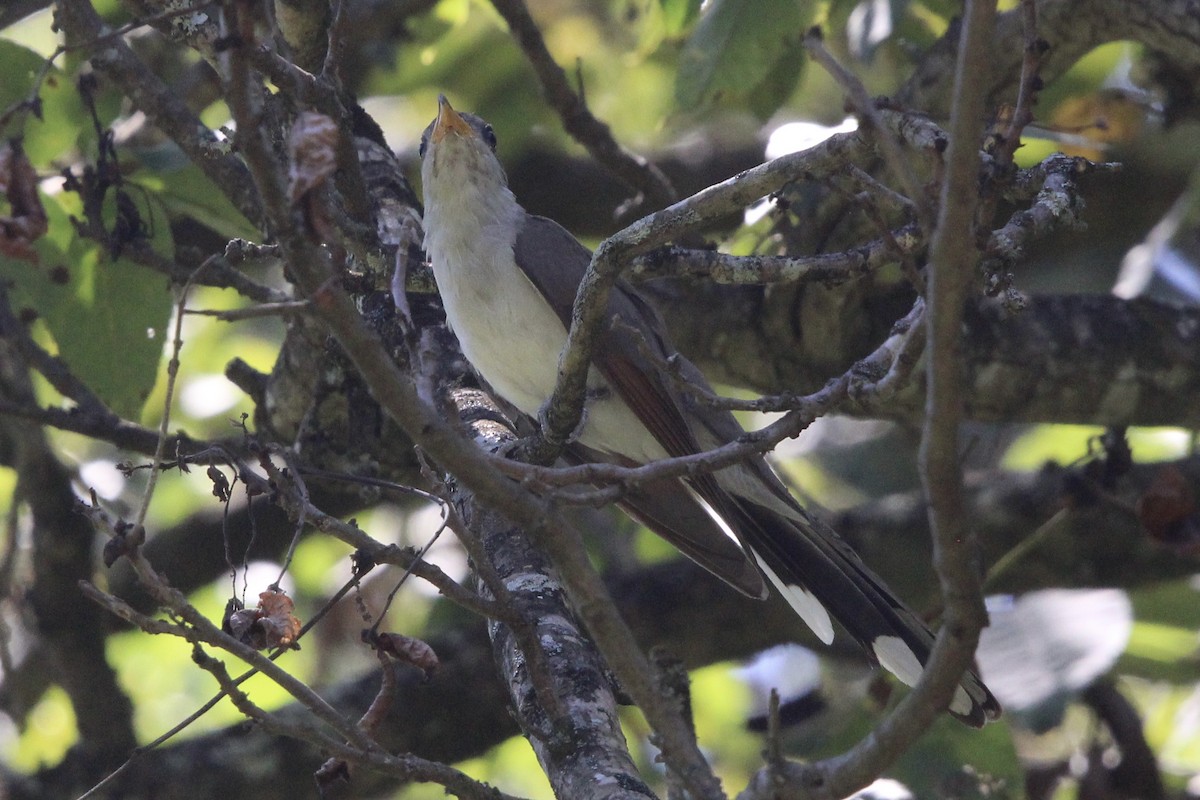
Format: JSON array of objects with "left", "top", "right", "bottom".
[{"left": 418, "top": 95, "right": 1000, "bottom": 727}]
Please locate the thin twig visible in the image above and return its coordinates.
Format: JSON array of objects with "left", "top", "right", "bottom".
[
  {"left": 367, "top": 514, "right": 450, "bottom": 635},
  {"left": 191, "top": 639, "right": 513, "bottom": 799},
  {"left": 839, "top": 163, "right": 916, "bottom": 214},
  {"left": 184, "top": 300, "right": 312, "bottom": 321},
  {"left": 507, "top": 320, "right": 932, "bottom": 492},
  {"left": 628, "top": 224, "right": 921, "bottom": 286},
  {"left": 254, "top": 448, "right": 309, "bottom": 586},
  {"left": 0, "top": 286, "right": 115, "bottom": 419},
  {"left": 743, "top": 4, "right": 999, "bottom": 798},
  {"left": 850, "top": 299, "right": 927, "bottom": 403},
  {"left": 75, "top": 548, "right": 384, "bottom": 800},
  {"left": 0, "top": 397, "right": 213, "bottom": 456},
  {"left": 997, "top": 0, "right": 1047, "bottom": 166},
  {"left": 487, "top": 0, "right": 675, "bottom": 209},
  {"left": 128, "top": 241, "right": 292, "bottom": 304},
  {"left": 322, "top": 0, "right": 353, "bottom": 80},
  {"left": 803, "top": 28, "right": 934, "bottom": 234},
  {"left": 132, "top": 267, "right": 200, "bottom": 533},
  {"left": 916, "top": 0, "right": 996, "bottom": 721},
  {"left": 91, "top": 540, "right": 378, "bottom": 750}
]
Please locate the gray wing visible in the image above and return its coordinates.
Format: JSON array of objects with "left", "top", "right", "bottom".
[
  {"left": 514, "top": 213, "right": 766, "bottom": 599},
  {"left": 512, "top": 214, "right": 714, "bottom": 457}
]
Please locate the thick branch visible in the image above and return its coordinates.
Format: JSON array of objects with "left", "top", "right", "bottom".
[
  {"left": 898, "top": 294, "right": 1200, "bottom": 427},
  {"left": 451, "top": 391, "right": 658, "bottom": 800},
  {"left": 654, "top": 290, "right": 1200, "bottom": 429},
  {"left": 900, "top": 0, "right": 1200, "bottom": 118}
]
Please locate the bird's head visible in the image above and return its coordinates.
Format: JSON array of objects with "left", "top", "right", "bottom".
[{"left": 420, "top": 95, "right": 508, "bottom": 212}]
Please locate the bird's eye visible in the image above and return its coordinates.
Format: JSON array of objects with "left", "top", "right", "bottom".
[{"left": 481, "top": 124, "right": 497, "bottom": 151}]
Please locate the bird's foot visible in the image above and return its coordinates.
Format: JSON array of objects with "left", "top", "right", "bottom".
[{"left": 536, "top": 400, "right": 590, "bottom": 448}]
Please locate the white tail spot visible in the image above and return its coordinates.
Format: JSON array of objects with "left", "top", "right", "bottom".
[
  {"left": 873, "top": 635, "right": 973, "bottom": 715},
  {"left": 755, "top": 555, "right": 834, "bottom": 644}
]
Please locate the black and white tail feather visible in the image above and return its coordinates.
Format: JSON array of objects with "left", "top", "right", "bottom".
[
  {"left": 716, "top": 473, "right": 996, "bottom": 726},
  {"left": 596, "top": 259, "right": 1000, "bottom": 728}
]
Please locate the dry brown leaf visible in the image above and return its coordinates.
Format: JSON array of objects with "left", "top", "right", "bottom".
[
  {"left": 0, "top": 142, "right": 49, "bottom": 264},
  {"left": 287, "top": 111, "right": 339, "bottom": 204},
  {"left": 314, "top": 757, "right": 351, "bottom": 795},
  {"left": 224, "top": 589, "right": 303, "bottom": 650},
  {"left": 1137, "top": 466, "right": 1200, "bottom": 554},
  {"left": 375, "top": 632, "right": 439, "bottom": 677}
]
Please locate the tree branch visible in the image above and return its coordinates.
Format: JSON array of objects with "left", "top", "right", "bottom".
[
  {"left": 487, "top": 0, "right": 676, "bottom": 210},
  {"left": 746, "top": 5, "right": 1002, "bottom": 797},
  {"left": 449, "top": 388, "right": 663, "bottom": 799},
  {"left": 900, "top": 0, "right": 1200, "bottom": 118}
]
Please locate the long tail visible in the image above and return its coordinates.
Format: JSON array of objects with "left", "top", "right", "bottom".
[{"left": 702, "top": 463, "right": 1001, "bottom": 727}]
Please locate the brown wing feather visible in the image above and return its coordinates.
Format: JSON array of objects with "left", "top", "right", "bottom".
[
  {"left": 567, "top": 443, "right": 766, "bottom": 599},
  {"left": 513, "top": 214, "right": 703, "bottom": 459},
  {"left": 515, "top": 214, "right": 763, "bottom": 597}
]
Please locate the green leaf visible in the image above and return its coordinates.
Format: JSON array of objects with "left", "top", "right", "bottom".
[
  {"left": 59, "top": 205, "right": 172, "bottom": 420},
  {"left": 142, "top": 163, "right": 260, "bottom": 242},
  {"left": 745, "top": 35, "right": 807, "bottom": 119},
  {"left": 0, "top": 40, "right": 54, "bottom": 119},
  {"left": 660, "top": 0, "right": 702, "bottom": 35},
  {"left": 0, "top": 190, "right": 173, "bottom": 420},
  {"left": 0, "top": 188, "right": 73, "bottom": 314},
  {"left": 675, "top": 0, "right": 813, "bottom": 117},
  {"left": 0, "top": 41, "right": 79, "bottom": 166}
]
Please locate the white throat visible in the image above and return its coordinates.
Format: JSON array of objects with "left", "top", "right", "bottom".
[{"left": 422, "top": 141, "right": 524, "bottom": 285}]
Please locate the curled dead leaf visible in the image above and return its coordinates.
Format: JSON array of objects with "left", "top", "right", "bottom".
[
  {"left": 1137, "top": 466, "right": 1200, "bottom": 554},
  {"left": 315, "top": 757, "right": 351, "bottom": 794},
  {"left": 101, "top": 521, "right": 145, "bottom": 567},
  {"left": 0, "top": 142, "right": 49, "bottom": 264},
  {"left": 207, "top": 464, "right": 231, "bottom": 501},
  {"left": 224, "top": 589, "right": 303, "bottom": 650},
  {"left": 287, "top": 111, "right": 339, "bottom": 204},
  {"left": 373, "top": 632, "right": 439, "bottom": 677}
]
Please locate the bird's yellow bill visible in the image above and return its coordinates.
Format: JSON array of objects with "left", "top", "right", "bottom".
[{"left": 431, "top": 95, "right": 474, "bottom": 144}]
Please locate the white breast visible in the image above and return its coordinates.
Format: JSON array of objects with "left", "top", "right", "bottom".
[
  {"left": 423, "top": 147, "right": 666, "bottom": 463},
  {"left": 441, "top": 240, "right": 570, "bottom": 418}
]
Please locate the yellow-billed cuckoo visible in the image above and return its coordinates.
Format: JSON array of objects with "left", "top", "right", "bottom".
[{"left": 419, "top": 95, "right": 1000, "bottom": 727}]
